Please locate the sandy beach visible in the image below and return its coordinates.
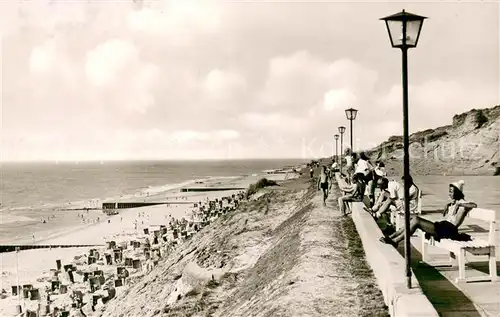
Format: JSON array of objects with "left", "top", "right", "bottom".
[{"left": 0, "top": 170, "right": 298, "bottom": 317}]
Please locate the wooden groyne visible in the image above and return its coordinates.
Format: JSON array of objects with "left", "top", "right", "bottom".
[
  {"left": 101, "top": 201, "right": 196, "bottom": 210},
  {"left": 58, "top": 207, "right": 101, "bottom": 211},
  {"left": 180, "top": 187, "right": 245, "bottom": 193},
  {"left": 102, "top": 202, "right": 167, "bottom": 210},
  {"left": 0, "top": 244, "right": 104, "bottom": 253}
]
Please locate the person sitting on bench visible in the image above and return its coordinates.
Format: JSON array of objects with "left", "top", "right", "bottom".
[
  {"left": 366, "top": 175, "right": 419, "bottom": 219},
  {"left": 365, "top": 177, "right": 390, "bottom": 218},
  {"left": 338, "top": 173, "right": 366, "bottom": 215},
  {"left": 368, "top": 161, "right": 386, "bottom": 206},
  {"left": 380, "top": 180, "right": 476, "bottom": 247}
]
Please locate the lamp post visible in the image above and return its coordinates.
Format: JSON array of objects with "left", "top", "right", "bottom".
[
  {"left": 16, "top": 247, "right": 21, "bottom": 314},
  {"left": 334, "top": 134, "right": 339, "bottom": 163},
  {"left": 345, "top": 108, "right": 358, "bottom": 153},
  {"left": 338, "top": 126, "right": 346, "bottom": 174},
  {"left": 381, "top": 9, "right": 427, "bottom": 289}
]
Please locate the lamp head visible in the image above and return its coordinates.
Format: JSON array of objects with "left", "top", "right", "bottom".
[
  {"left": 345, "top": 108, "right": 358, "bottom": 120},
  {"left": 380, "top": 9, "right": 427, "bottom": 48}
]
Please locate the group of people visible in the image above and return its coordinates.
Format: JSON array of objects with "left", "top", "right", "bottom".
[
  {"left": 335, "top": 152, "right": 407, "bottom": 217},
  {"left": 313, "top": 152, "right": 478, "bottom": 248},
  {"left": 380, "top": 179, "right": 476, "bottom": 247}
]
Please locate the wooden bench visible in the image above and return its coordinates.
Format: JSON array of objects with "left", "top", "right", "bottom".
[
  {"left": 390, "top": 189, "right": 423, "bottom": 231},
  {"left": 419, "top": 208, "right": 498, "bottom": 283}
]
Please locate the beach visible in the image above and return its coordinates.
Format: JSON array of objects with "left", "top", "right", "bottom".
[
  {"left": 0, "top": 167, "right": 300, "bottom": 317},
  {"left": 0, "top": 160, "right": 305, "bottom": 245}
]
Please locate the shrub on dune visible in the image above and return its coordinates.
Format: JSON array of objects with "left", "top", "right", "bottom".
[{"left": 246, "top": 178, "right": 278, "bottom": 198}]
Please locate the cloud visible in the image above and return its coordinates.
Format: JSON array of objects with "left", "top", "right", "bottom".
[
  {"left": 85, "top": 39, "right": 138, "bottom": 87},
  {"left": 238, "top": 112, "right": 310, "bottom": 136},
  {"left": 1, "top": 0, "right": 498, "bottom": 160},
  {"left": 260, "top": 50, "right": 326, "bottom": 110},
  {"left": 375, "top": 79, "right": 498, "bottom": 131},
  {"left": 323, "top": 89, "right": 358, "bottom": 111},
  {"left": 29, "top": 40, "right": 58, "bottom": 74},
  {"left": 85, "top": 39, "right": 160, "bottom": 114},
  {"left": 212, "top": 129, "right": 241, "bottom": 140},
  {"left": 259, "top": 51, "right": 379, "bottom": 116},
  {"left": 203, "top": 69, "right": 246, "bottom": 101},
  {"left": 127, "top": 0, "right": 222, "bottom": 44},
  {"left": 325, "top": 59, "right": 379, "bottom": 95},
  {"left": 29, "top": 38, "right": 77, "bottom": 86},
  {"left": 1, "top": 127, "right": 241, "bottom": 161},
  {"left": 169, "top": 129, "right": 240, "bottom": 144}
]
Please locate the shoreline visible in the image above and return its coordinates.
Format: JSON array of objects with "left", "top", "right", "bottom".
[{"left": 0, "top": 169, "right": 301, "bottom": 246}]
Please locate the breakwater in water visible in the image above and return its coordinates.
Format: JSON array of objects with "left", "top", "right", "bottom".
[
  {"left": 180, "top": 187, "right": 246, "bottom": 192},
  {"left": 102, "top": 202, "right": 173, "bottom": 210},
  {"left": 0, "top": 244, "right": 104, "bottom": 253}
]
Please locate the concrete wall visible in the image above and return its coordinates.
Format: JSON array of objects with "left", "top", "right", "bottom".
[{"left": 335, "top": 173, "right": 438, "bottom": 317}]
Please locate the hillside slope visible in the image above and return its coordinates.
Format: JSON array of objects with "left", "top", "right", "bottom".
[
  {"left": 100, "top": 178, "right": 387, "bottom": 317},
  {"left": 368, "top": 105, "right": 500, "bottom": 176}
]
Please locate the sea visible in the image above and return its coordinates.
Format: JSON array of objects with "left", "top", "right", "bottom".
[{"left": 0, "top": 159, "right": 306, "bottom": 244}]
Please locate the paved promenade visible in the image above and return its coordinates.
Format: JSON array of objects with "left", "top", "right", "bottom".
[
  {"left": 331, "top": 171, "right": 499, "bottom": 316},
  {"left": 407, "top": 211, "right": 500, "bottom": 316}
]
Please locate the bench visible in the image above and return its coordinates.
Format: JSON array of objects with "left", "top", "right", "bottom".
[
  {"left": 390, "top": 189, "right": 423, "bottom": 231},
  {"left": 419, "top": 208, "right": 498, "bottom": 283}
]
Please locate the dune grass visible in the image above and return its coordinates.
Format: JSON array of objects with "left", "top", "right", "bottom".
[{"left": 246, "top": 178, "right": 278, "bottom": 198}]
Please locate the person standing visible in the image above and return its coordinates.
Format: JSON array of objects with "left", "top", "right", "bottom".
[{"left": 317, "top": 166, "right": 330, "bottom": 206}]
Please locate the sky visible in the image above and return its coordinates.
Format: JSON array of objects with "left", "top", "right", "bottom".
[{"left": 1, "top": 0, "right": 499, "bottom": 161}]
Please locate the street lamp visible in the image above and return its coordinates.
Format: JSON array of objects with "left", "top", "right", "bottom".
[
  {"left": 345, "top": 108, "right": 358, "bottom": 153},
  {"left": 338, "top": 126, "right": 346, "bottom": 174},
  {"left": 334, "top": 134, "right": 339, "bottom": 164},
  {"left": 16, "top": 247, "right": 21, "bottom": 314},
  {"left": 381, "top": 9, "right": 427, "bottom": 289}
]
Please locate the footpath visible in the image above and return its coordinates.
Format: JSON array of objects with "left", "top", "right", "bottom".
[
  {"left": 408, "top": 212, "right": 500, "bottom": 316},
  {"left": 333, "top": 173, "right": 500, "bottom": 317}
]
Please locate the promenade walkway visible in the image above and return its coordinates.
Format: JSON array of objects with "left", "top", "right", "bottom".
[
  {"left": 331, "top": 169, "right": 499, "bottom": 316},
  {"left": 407, "top": 211, "right": 500, "bottom": 316}
]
